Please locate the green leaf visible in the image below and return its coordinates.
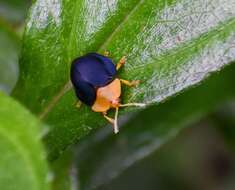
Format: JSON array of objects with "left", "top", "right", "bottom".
[
  {"left": 0, "top": 93, "right": 50, "bottom": 190},
  {"left": 51, "top": 148, "right": 77, "bottom": 190},
  {"left": 0, "top": 22, "right": 19, "bottom": 94},
  {"left": 13, "top": 0, "right": 235, "bottom": 159},
  {"left": 75, "top": 63, "right": 235, "bottom": 190}
]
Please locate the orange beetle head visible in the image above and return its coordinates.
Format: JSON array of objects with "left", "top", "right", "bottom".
[{"left": 92, "top": 78, "right": 121, "bottom": 113}]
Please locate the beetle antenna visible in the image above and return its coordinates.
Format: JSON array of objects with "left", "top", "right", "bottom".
[
  {"left": 114, "top": 107, "right": 119, "bottom": 134},
  {"left": 119, "top": 103, "right": 146, "bottom": 107}
]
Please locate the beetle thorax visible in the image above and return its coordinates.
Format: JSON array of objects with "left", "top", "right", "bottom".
[{"left": 91, "top": 79, "right": 121, "bottom": 112}]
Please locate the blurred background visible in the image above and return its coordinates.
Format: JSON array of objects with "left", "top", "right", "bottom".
[
  {"left": 96, "top": 109, "right": 235, "bottom": 190},
  {"left": 1, "top": 1, "right": 235, "bottom": 190}
]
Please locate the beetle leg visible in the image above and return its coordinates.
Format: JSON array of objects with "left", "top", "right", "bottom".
[
  {"left": 114, "top": 107, "right": 119, "bottom": 134},
  {"left": 102, "top": 112, "right": 114, "bottom": 124},
  {"left": 116, "top": 56, "right": 126, "bottom": 70},
  {"left": 119, "top": 103, "right": 146, "bottom": 107},
  {"left": 104, "top": 50, "right": 110, "bottom": 57},
  {"left": 120, "top": 79, "right": 140, "bottom": 87},
  {"left": 75, "top": 100, "right": 82, "bottom": 108},
  {"left": 102, "top": 109, "right": 119, "bottom": 134}
]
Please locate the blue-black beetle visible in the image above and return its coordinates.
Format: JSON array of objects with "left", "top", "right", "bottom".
[{"left": 70, "top": 52, "right": 145, "bottom": 133}]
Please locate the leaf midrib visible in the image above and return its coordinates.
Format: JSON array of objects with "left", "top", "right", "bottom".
[{"left": 38, "top": 0, "right": 144, "bottom": 119}]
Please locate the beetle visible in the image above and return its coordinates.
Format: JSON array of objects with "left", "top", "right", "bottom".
[{"left": 70, "top": 52, "right": 145, "bottom": 133}]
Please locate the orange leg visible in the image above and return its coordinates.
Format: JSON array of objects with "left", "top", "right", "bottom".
[
  {"left": 120, "top": 79, "right": 140, "bottom": 87},
  {"left": 102, "top": 107, "right": 119, "bottom": 134},
  {"left": 75, "top": 100, "right": 82, "bottom": 108},
  {"left": 119, "top": 79, "right": 145, "bottom": 109},
  {"left": 104, "top": 50, "right": 110, "bottom": 57},
  {"left": 116, "top": 56, "right": 126, "bottom": 70},
  {"left": 102, "top": 112, "right": 114, "bottom": 124}
]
